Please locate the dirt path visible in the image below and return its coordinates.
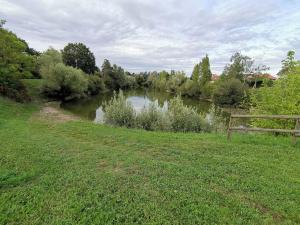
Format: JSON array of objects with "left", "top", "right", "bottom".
[{"left": 33, "top": 102, "right": 80, "bottom": 123}]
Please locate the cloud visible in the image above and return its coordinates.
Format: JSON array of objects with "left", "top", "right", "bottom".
[{"left": 0, "top": 0, "right": 299, "bottom": 74}]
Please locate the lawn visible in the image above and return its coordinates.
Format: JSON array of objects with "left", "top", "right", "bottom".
[{"left": 0, "top": 97, "right": 299, "bottom": 224}]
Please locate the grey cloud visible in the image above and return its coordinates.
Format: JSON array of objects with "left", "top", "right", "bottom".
[{"left": 0, "top": 0, "right": 299, "bottom": 75}]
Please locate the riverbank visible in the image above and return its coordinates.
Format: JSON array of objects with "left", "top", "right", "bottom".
[{"left": 1, "top": 97, "right": 299, "bottom": 224}]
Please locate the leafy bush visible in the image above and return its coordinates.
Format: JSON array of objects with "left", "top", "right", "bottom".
[
  {"left": 213, "top": 78, "right": 246, "bottom": 106},
  {"left": 103, "top": 91, "right": 136, "bottom": 128},
  {"left": 179, "top": 79, "right": 200, "bottom": 97},
  {"left": 0, "top": 74, "right": 30, "bottom": 102},
  {"left": 136, "top": 103, "right": 171, "bottom": 131},
  {"left": 86, "top": 75, "right": 105, "bottom": 95},
  {"left": 201, "top": 82, "right": 215, "bottom": 99},
  {"left": 41, "top": 63, "right": 88, "bottom": 101},
  {"left": 103, "top": 93, "right": 210, "bottom": 133},
  {"left": 168, "top": 96, "right": 210, "bottom": 132},
  {"left": 251, "top": 73, "right": 300, "bottom": 129}
]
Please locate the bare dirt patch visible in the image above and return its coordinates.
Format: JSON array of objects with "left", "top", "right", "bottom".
[{"left": 33, "top": 102, "right": 80, "bottom": 123}]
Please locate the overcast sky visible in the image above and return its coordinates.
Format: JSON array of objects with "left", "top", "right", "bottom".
[{"left": 1, "top": 0, "right": 299, "bottom": 75}]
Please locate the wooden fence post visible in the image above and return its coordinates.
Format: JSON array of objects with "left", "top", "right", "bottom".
[
  {"left": 227, "top": 116, "right": 232, "bottom": 141},
  {"left": 293, "top": 119, "right": 300, "bottom": 146}
]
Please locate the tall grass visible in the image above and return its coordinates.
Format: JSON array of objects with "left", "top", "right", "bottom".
[{"left": 103, "top": 91, "right": 211, "bottom": 132}]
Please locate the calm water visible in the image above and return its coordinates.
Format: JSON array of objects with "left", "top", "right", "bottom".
[{"left": 61, "top": 89, "right": 248, "bottom": 130}]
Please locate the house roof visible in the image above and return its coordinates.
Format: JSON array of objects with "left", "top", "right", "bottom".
[
  {"left": 247, "top": 73, "right": 277, "bottom": 80},
  {"left": 211, "top": 74, "right": 220, "bottom": 81}
]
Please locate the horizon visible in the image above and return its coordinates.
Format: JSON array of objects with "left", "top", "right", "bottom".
[{"left": 1, "top": 0, "right": 299, "bottom": 75}]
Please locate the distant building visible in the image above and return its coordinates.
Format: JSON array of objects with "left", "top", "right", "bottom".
[
  {"left": 247, "top": 73, "right": 277, "bottom": 81},
  {"left": 247, "top": 73, "right": 277, "bottom": 88},
  {"left": 211, "top": 74, "right": 220, "bottom": 83}
]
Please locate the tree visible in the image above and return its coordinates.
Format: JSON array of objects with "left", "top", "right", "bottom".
[
  {"left": 251, "top": 70, "right": 300, "bottom": 129},
  {"left": 0, "top": 19, "right": 6, "bottom": 28},
  {"left": 223, "top": 52, "right": 253, "bottom": 82},
  {"left": 38, "top": 48, "right": 63, "bottom": 76},
  {"left": 62, "top": 43, "right": 96, "bottom": 74},
  {"left": 278, "top": 51, "right": 298, "bottom": 76},
  {"left": 191, "top": 64, "right": 200, "bottom": 82},
  {"left": 199, "top": 54, "right": 212, "bottom": 86},
  {"left": 101, "top": 59, "right": 127, "bottom": 90},
  {"left": 213, "top": 78, "right": 246, "bottom": 106},
  {"left": 41, "top": 63, "right": 88, "bottom": 101},
  {"left": 0, "top": 22, "right": 34, "bottom": 101}
]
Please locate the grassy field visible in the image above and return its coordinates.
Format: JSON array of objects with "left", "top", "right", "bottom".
[{"left": 0, "top": 97, "right": 300, "bottom": 224}]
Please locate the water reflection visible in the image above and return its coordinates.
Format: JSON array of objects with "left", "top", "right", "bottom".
[{"left": 61, "top": 89, "right": 249, "bottom": 130}]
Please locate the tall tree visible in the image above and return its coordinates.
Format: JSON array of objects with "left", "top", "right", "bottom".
[
  {"left": 0, "top": 20, "right": 34, "bottom": 101},
  {"left": 223, "top": 52, "right": 254, "bottom": 83},
  {"left": 62, "top": 43, "right": 96, "bottom": 74},
  {"left": 278, "top": 51, "right": 298, "bottom": 76},
  {"left": 200, "top": 54, "right": 212, "bottom": 86},
  {"left": 191, "top": 63, "right": 200, "bottom": 82}
]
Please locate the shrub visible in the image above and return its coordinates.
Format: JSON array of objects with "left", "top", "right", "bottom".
[
  {"left": 136, "top": 103, "right": 171, "bottom": 131},
  {"left": 179, "top": 80, "right": 200, "bottom": 97},
  {"left": 86, "top": 75, "right": 105, "bottom": 95},
  {"left": 251, "top": 73, "right": 300, "bottom": 129},
  {"left": 200, "top": 82, "right": 215, "bottom": 99},
  {"left": 167, "top": 96, "right": 210, "bottom": 132},
  {"left": 103, "top": 91, "right": 136, "bottom": 128},
  {"left": 213, "top": 78, "right": 245, "bottom": 106},
  {"left": 41, "top": 63, "right": 88, "bottom": 101},
  {"left": 103, "top": 93, "right": 210, "bottom": 133},
  {"left": 0, "top": 74, "right": 30, "bottom": 102}
]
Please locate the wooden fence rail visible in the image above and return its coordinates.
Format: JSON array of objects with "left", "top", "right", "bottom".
[{"left": 227, "top": 114, "right": 300, "bottom": 145}]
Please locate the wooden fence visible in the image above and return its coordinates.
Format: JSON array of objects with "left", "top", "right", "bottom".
[{"left": 227, "top": 115, "right": 300, "bottom": 145}]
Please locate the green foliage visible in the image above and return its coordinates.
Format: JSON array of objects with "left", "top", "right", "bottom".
[
  {"left": 251, "top": 73, "right": 300, "bottom": 129},
  {"left": 167, "top": 96, "right": 210, "bottom": 132},
  {"left": 62, "top": 43, "right": 96, "bottom": 74},
  {"left": 103, "top": 91, "right": 136, "bottom": 128},
  {"left": 0, "top": 19, "right": 6, "bottom": 28},
  {"left": 222, "top": 52, "right": 253, "bottom": 82},
  {"left": 136, "top": 103, "right": 171, "bottom": 131},
  {"left": 0, "top": 75, "right": 30, "bottom": 102},
  {"left": 191, "top": 64, "right": 200, "bottom": 82},
  {"left": 0, "top": 23, "right": 34, "bottom": 101},
  {"left": 166, "top": 71, "right": 186, "bottom": 93},
  {"left": 179, "top": 79, "right": 200, "bottom": 97},
  {"left": 86, "top": 75, "right": 105, "bottom": 95},
  {"left": 37, "top": 48, "right": 63, "bottom": 76},
  {"left": 199, "top": 54, "right": 212, "bottom": 87},
  {"left": 104, "top": 92, "right": 210, "bottom": 132},
  {"left": 201, "top": 82, "right": 215, "bottom": 99},
  {"left": 102, "top": 59, "right": 127, "bottom": 90},
  {"left": 41, "top": 63, "right": 88, "bottom": 101},
  {"left": 213, "top": 78, "right": 246, "bottom": 106},
  {"left": 278, "top": 50, "right": 299, "bottom": 76}
]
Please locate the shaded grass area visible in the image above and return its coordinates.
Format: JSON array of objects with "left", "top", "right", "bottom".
[{"left": 0, "top": 97, "right": 299, "bottom": 224}]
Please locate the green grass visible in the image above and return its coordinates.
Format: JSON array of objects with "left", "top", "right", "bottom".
[{"left": 0, "top": 97, "right": 299, "bottom": 225}]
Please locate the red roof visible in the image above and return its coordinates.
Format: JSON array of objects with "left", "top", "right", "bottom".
[
  {"left": 248, "top": 73, "right": 277, "bottom": 80},
  {"left": 211, "top": 74, "right": 220, "bottom": 81}
]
